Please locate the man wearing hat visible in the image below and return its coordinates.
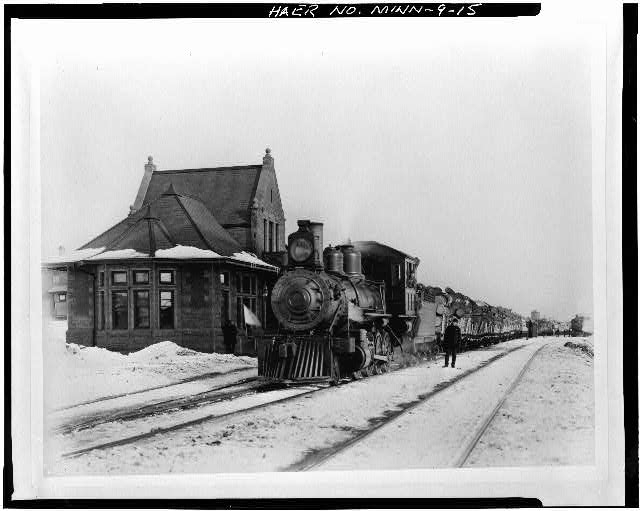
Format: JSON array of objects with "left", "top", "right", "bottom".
[{"left": 443, "top": 316, "right": 461, "bottom": 368}]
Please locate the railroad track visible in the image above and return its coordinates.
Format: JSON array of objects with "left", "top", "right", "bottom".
[
  {"left": 287, "top": 342, "right": 541, "bottom": 471},
  {"left": 60, "top": 382, "right": 329, "bottom": 459},
  {"left": 60, "top": 340, "right": 537, "bottom": 462},
  {"left": 53, "top": 376, "right": 262, "bottom": 436},
  {"left": 59, "top": 347, "right": 453, "bottom": 459},
  {"left": 453, "top": 343, "right": 547, "bottom": 467},
  {"left": 51, "top": 366, "right": 257, "bottom": 413}
]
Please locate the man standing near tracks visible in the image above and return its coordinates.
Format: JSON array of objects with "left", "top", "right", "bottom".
[{"left": 443, "top": 316, "right": 461, "bottom": 368}]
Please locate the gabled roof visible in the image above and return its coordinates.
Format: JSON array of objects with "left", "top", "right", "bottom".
[
  {"left": 81, "top": 185, "right": 241, "bottom": 256},
  {"left": 351, "top": 240, "right": 419, "bottom": 262},
  {"left": 141, "top": 165, "right": 263, "bottom": 226},
  {"left": 46, "top": 188, "right": 277, "bottom": 270}
]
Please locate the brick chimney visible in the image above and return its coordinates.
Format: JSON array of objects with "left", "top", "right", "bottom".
[{"left": 131, "top": 156, "right": 156, "bottom": 213}]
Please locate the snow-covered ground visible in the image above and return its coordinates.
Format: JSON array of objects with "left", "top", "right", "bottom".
[
  {"left": 466, "top": 338, "right": 594, "bottom": 466},
  {"left": 47, "top": 335, "right": 594, "bottom": 476},
  {"left": 42, "top": 321, "right": 257, "bottom": 410}
]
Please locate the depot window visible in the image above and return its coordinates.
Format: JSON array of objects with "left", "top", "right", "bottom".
[
  {"left": 133, "top": 270, "right": 150, "bottom": 284},
  {"left": 159, "top": 270, "right": 174, "bottom": 285},
  {"left": 111, "top": 270, "right": 128, "bottom": 285},
  {"left": 264, "top": 219, "right": 268, "bottom": 252},
  {"left": 219, "top": 271, "right": 230, "bottom": 287},
  {"left": 236, "top": 273, "right": 256, "bottom": 295},
  {"left": 237, "top": 297, "right": 257, "bottom": 327},
  {"left": 112, "top": 291, "right": 129, "bottom": 330},
  {"left": 134, "top": 290, "right": 150, "bottom": 329},
  {"left": 269, "top": 221, "right": 274, "bottom": 252},
  {"left": 159, "top": 290, "right": 175, "bottom": 329},
  {"left": 236, "top": 272, "right": 259, "bottom": 326}
]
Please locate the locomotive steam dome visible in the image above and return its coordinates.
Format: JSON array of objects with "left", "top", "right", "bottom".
[
  {"left": 270, "top": 269, "right": 334, "bottom": 331},
  {"left": 323, "top": 245, "right": 344, "bottom": 273}
]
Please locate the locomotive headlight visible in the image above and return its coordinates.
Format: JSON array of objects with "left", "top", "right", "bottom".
[{"left": 289, "top": 238, "right": 313, "bottom": 263}]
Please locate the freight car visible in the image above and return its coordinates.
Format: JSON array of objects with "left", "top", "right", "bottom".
[
  {"left": 257, "top": 220, "right": 417, "bottom": 382},
  {"left": 414, "top": 286, "right": 525, "bottom": 354}
]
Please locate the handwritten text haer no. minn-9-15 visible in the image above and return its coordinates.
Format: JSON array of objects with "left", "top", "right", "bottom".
[{"left": 267, "top": 4, "right": 483, "bottom": 18}]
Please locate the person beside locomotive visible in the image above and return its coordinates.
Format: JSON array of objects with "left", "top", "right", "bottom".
[{"left": 443, "top": 316, "right": 462, "bottom": 368}]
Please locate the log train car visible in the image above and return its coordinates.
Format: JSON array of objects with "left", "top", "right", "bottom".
[
  {"left": 257, "top": 219, "right": 525, "bottom": 383},
  {"left": 257, "top": 220, "right": 418, "bottom": 382},
  {"left": 414, "top": 286, "right": 525, "bottom": 354}
]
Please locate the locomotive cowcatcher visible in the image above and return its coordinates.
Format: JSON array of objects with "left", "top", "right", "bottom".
[{"left": 257, "top": 220, "right": 417, "bottom": 383}]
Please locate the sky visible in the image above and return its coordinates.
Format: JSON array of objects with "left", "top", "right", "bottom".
[{"left": 28, "top": 17, "right": 594, "bottom": 320}]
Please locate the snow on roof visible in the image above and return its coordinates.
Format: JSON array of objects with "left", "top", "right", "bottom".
[
  {"left": 154, "top": 245, "right": 221, "bottom": 259},
  {"left": 42, "top": 244, "right": 277, "bottom": 271},
  {"left": 88, "top": 249, "right": 150, "bottom": 260},
  {"left": 42, "top": 247, "right": 105, "bottom": 265},
  {"left": 231, "top": 251, "right": 278, "bottom": 269}
]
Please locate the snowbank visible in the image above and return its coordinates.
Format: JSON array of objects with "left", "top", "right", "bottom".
[{"left": 42, "top": 322, "right": 256, "bottom": 410}]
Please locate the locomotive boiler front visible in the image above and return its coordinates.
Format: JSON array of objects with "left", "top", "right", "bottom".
[
  {"left": 270, "top": 221, "right": 384, "bottom": 332},
  {"left": 270, "top": 266, "right": 385, "bottom": 332},
  {"left": 270, "top": 269, "right": 341, "bottom": 331}
]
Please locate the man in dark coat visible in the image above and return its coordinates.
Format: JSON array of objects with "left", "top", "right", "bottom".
[
  {"left": 443, "top": 316, "right": 461, "bottom": 368},
  {"left": 222, "top": 320, "right": 238, "bottom": 354}
]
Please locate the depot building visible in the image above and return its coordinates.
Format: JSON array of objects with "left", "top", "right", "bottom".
[{"left": 43, "top": 149, "right": 286, "bottom": 355}]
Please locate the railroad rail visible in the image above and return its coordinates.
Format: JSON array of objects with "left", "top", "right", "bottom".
[
  {"left": 51, "top": 366, "right": 257, "bottom": 413},
  {"left": 61, "top": 383, "right": 327, "bottom": 459},
  {"left": 453, "top": 343, "right": 547, "bottom": 467},
  {"left": 59, "top": 344, "right": 469, "bottom": 459},
  {"left": 60, "top": 341, "right": 541, "bottom": 463},
  {"left": 287, "top": 343, "right": 532, "bottom": 471},
  {"left": 53, "top": 376, "right": 261, "bottom": 436}
]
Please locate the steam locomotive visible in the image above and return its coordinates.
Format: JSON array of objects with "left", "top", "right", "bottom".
[
  {"left": 257, "top": 219, "right": 525, "bottom": 383},
  {"left": 257, "top": 220, "right": 416, "bottom": 382}
]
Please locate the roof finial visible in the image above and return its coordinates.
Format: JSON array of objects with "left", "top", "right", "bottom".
[{"left": 263, "top": 147, "right": 273, "bottom": 166}]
